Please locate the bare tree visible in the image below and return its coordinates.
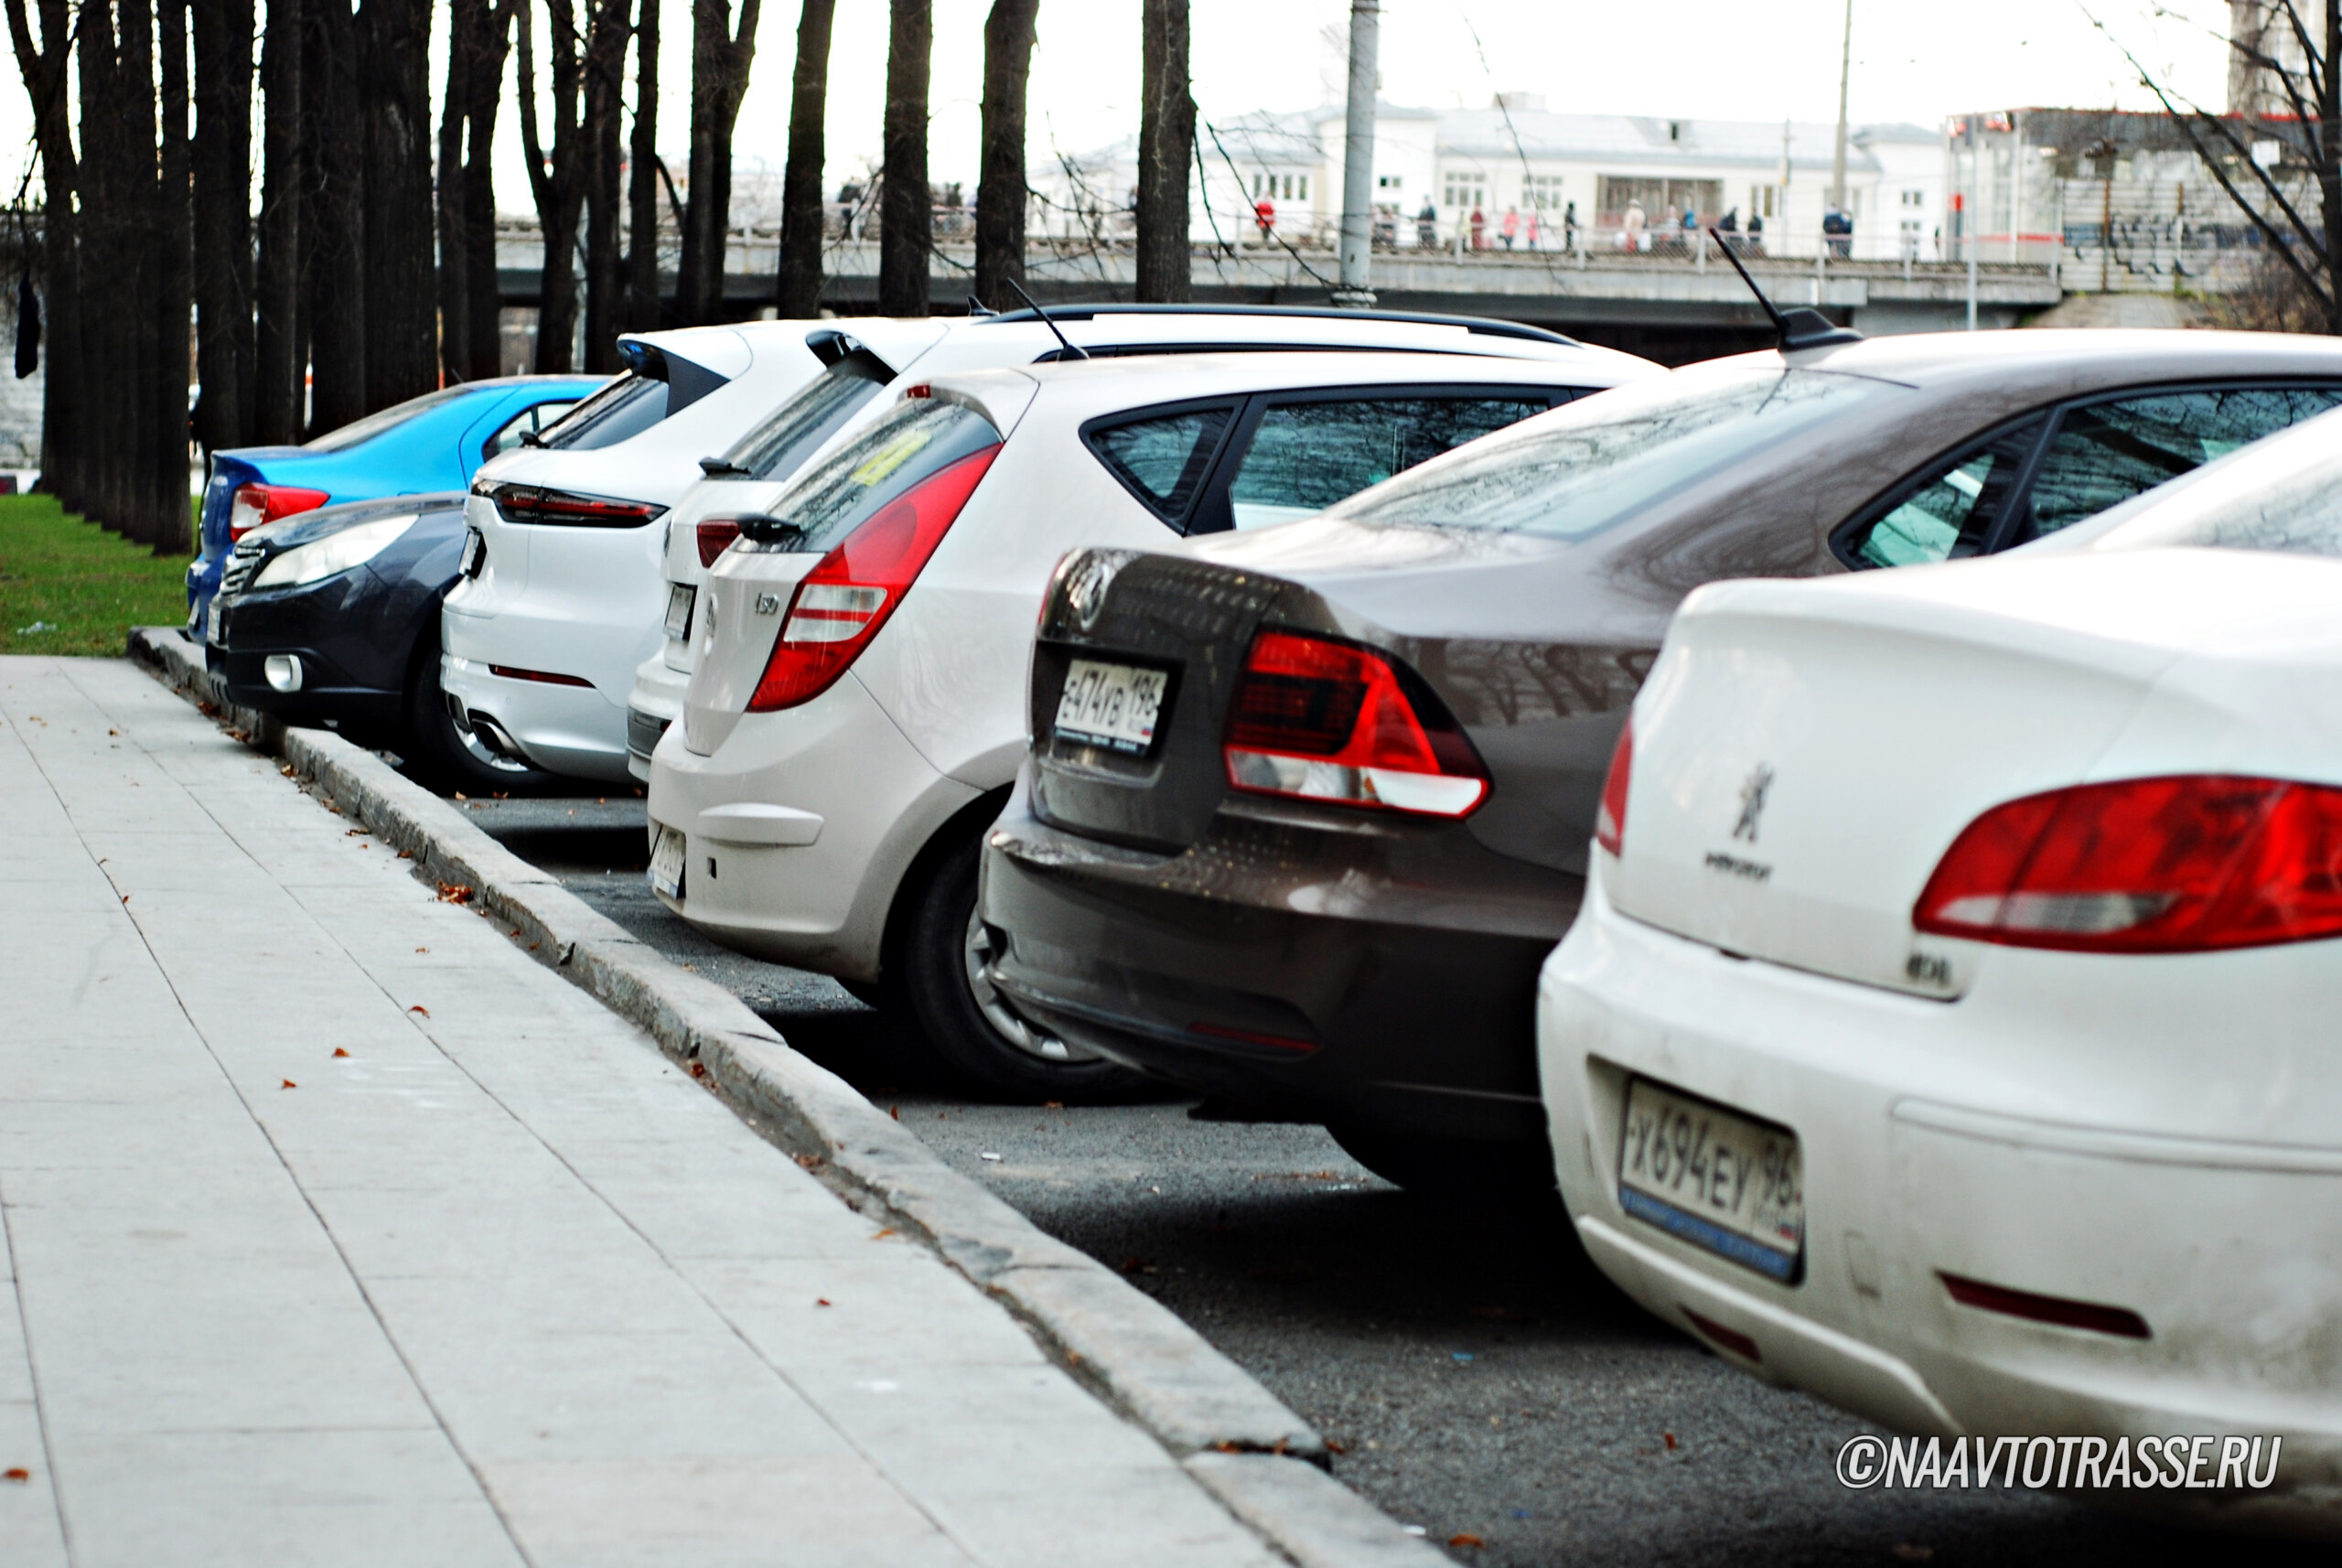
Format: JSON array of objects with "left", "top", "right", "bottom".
[
  {"left": 1134, "top": 0, "right": 1190, "bottom": 302},
  {"left": 973, "top": 0, "right": 1037, "bottom": 311},
  {"left": 517, "top": 0, "right": 628, "bottom": 369},
  {"left": 5, "top": 0, "right": 82, "bottom": 505},
  {"left": 581, "top": 0, "right": 628, "bottom": 368},
  {"left": 191, "top": 0, "right": 255, "bottom": 451},
  {"left": 2125, "top": 2, "right": 2342, "bottom": 331},
  {"left": 624, "top": 0, "right": 663, "bottom": 330},
  {"left": 879, "top": 0, "right": 929, "bottom": 316},
  {"left": 306, "top": 0, "right": 370, "bottom": 431},
  {"left": 157, "top": 0, "right": 194, "bottom": 546},
  {"left": 438, "top": 0, "right": 510, "bottom": 382},
  {"left": 360, "top": 0, "right": 438, "bottom": 408},
  {"left": 677, "top": 0, "right": 761, "bottom": 323},
  {"left": 253, "top": 0, "right": 305, "bottom": 441},
  {"left": 774, "top": 0, "right": 835, "bottom": 318}
]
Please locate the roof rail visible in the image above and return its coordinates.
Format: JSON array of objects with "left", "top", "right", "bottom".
[{"left": 981, "top": 302, "right": 1582, "bottom": 348}]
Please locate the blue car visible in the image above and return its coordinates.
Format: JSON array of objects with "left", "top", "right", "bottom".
[{"left": 187, "top": 375, "right": 605, "bottom": 633}]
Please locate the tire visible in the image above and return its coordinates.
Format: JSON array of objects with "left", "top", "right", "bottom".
[
  {"left": 400, "top": 623, "right": 561, "bottom": 796},
  {"left": 887, "top": 830, "right": 1151, "bottom": 1103},
  {"left": 1327, "top": 1123, "right": 1562, "bottom": 1204}
]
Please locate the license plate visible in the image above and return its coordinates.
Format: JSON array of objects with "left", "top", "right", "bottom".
[
  {"left": 1617, "top": 1078, "right": 1804, "bottom": 1281},
  {"left": 664, "top": 583, "right": 696, "bottom": 641},
  {"left": 1054, "top": 659, "right": 1169, "bottom": 756},
  {"left": 648, "top": 823, "right": 687, "bottom": 899},
  {"left": 206, "top": 599, "right": 223, "bottom": 646},
  {"left": 458, "top": 527, "right": 486, "bottom": 578}
]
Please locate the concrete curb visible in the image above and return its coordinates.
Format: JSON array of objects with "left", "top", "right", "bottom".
[{"left": 129, "top": 630, "right": 1446, "bottom": 1568}]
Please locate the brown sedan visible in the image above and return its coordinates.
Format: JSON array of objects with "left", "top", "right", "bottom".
[{"left": 977, "top": 329, "right": 2342, "bottom": 1193}]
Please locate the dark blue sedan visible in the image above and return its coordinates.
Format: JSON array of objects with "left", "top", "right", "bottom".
[{"left": 187, "top": 375, "right": 604, "bottom": 632}]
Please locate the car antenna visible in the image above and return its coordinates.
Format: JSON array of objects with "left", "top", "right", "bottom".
[
  {"left": 966, "top": 295, "right": 998, "bottom": 317},
  {"left": 1002, "top": 275, "right": 1088, "bottom": 360},
  {"left": 1705, "top": 227, "right": 1863, "bottom": 353}
]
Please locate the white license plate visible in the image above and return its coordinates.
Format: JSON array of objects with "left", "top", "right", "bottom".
[
  {"left": 205, "top": 599, "right": 223, "bottom": 646},
  {"left": 1617, "top": 1078, "right": 1804, "bottom": 1281},
  {"left": 648, "top": 823, "right": 687, "bottom": 899},
  {"left": 664, "top": 584, "right": 696, "bottom": 641},
  {"left": 1054, "top": 659, "right": 1169, "bottom": 756}
]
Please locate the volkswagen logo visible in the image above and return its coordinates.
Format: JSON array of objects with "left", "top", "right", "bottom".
[{"left": 1062, "top": 550, "right": 1127, "bottom": 633}]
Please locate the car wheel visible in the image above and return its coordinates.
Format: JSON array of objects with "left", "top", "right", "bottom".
[
  {"left": 401, "top": 627, "right": 559, "bottom": 795},
  {"left": 1327, "top": 1124, "right": 1561, "bottom": 1203},
  {"left": 888, "top": 831, "right": 1151, "bottom": 1103}
]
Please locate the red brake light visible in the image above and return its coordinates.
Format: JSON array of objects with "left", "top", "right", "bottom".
[
  {"left": 746, "top": 446, "right": 1000, "bottom": 713},
  {"left": 229, "top": 482, "right": 330, "bottom": 540},
  {"left": 489, "top": 484, "right": 663, "bottom": 527},
  {"left": 696, "top": 518, "right": 743, "bottom": 567},
  {"left": 1595, "top": 717, "right": 1632, "bottom": 857},
  {"left": 1912, "top": 775, "right": 2342, "bottom": 953},
  {"left": 1222, "top": 630, "right": 1488, "bottom": 819}
]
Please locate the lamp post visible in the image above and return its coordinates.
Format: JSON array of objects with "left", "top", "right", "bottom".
[{"left": 1333, "top": 0, "right": 1381, "bottom": 307}]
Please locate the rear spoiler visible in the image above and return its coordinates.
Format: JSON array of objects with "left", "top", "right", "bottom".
[{"left": 618, "top": 338, "right": 730, "bottom": 414}]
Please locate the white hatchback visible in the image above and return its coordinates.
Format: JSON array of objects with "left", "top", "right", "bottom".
[
  {"left": 440, "top": 320, "right": 832, "bottom": 783},
  {"left": 1538, "top": 413, "right": 2342, "bottom": 1533},
  {"left": 651, "top": 349, "right": 1646, "bottom": 1096},
  {"left": 620, "top": 306, "right": 1654, "bottom": 779}
]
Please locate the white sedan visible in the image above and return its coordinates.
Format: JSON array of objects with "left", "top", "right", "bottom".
[{"left": 1538, "top": 412, "right": 2342, "bottom": 1533}]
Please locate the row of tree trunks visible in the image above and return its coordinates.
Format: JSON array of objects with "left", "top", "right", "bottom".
[
  {"left": 677, "top": 0, "right": 760, "bottom": 323},
  {"left": 623, "top": 0, "right": 664, "bottom": 332},
  {"left": 252, "top": 0, "right": 303, "bottom": 442},
  {"left": 773, "top": 0, "right": 834, "bottom": 319},
  {"left": 438, "top": 0, "right": 510, "bottom": 385},
  {"left": 191, "top": 0, "right": 254, "bottom": 451},
  {"left": 973, "top": 0, "right": 1037, "bottom": 313}
]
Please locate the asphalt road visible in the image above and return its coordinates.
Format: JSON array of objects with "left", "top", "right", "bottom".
[{"left": 468, "top": 797, "right": 2323, "bottom": 1568}]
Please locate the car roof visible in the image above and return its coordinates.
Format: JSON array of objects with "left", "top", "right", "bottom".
[
  {"left": 1787, "top": 328, "right": 2342, "bottom": 390},
  {"left": 929, "top": 350, "right": 1627, "bottom": 427}
]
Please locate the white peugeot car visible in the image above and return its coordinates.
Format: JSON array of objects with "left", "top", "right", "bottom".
[
  {"left": 1538, "top": 413, "right": 2342, "bottom": 1533},
  {"left": 651, "top": 350, "right": 1647, "bottom": 1096},
  {"left": 621, "top": 306, "right": 1654, "bottom": 778},
  {"left": 440, "top": 320, "right": 832, "bottom": 783}
]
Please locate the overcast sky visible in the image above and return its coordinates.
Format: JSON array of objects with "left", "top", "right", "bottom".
[{"left": 0, "top": 0, "right": 2240, "bottom": 214}]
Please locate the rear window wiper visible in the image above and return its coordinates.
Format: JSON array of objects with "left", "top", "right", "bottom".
[{"left": 699, "top": 456, "right": 754, "bottom": 478}]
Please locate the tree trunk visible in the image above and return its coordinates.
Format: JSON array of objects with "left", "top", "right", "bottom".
[
  {"left": 517, "top": 0, "right": 586, "bottom": 371},
  {"left": 77, "top": 0, "right": 121, "bottom": 526},
  {"left": 115, "top": 0, "right": 160, "bottom": 540},
  {"left": 773, "top": 0, "right": 833, "bottom": 317},
  {"left": 461, "top": 0, "right": 510, "bottom": 380},
  {"left": 972, "top": 0, "right": 1035, "bottom": 312},
  {"left": 253, "top": 0, "right": 304, "bottom": 442},
  {"left": 5, "top": 0, "right": 82, "bottom": 506},
  {"left": 580, "top": 0, "right": 628, "bottom": 369},
  {"left": 1134, "top": 0, "right": 1191, "bottom": 303},
  {"left": 306, "top": 0, "right": 368, "bottom": 433},
  {"left": 624, "top": 0, "right": 662, "bottom": 330},
  {"left": 679, "top": 0, "right": 761, "bottom": 323},
  {"left": 191, "top": 0, "right": 255, "bottom": 452},
  {"left": 878, "top": 0, "right": 929, "bottom": 317},
  {"left": 360, "top": 0, "right": 437, "bottom": 409},
  {"left": 436, "top": 0, "right": 473, "bottom": 381},
  {"left": 158, "top": 0, "right": 195, "bottom": 549}
]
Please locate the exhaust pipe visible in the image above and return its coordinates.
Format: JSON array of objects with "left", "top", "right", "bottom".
[{"left": 465, "top": 711, "right": 528, "bottom": 762}]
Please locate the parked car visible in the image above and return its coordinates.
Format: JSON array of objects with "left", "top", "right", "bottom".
[
  {"left": 975, "top": 328, "right": 2342, "bottom": 1189},
  {"left": 649, "top": 350, "right": 1628, "bottom": 1096},
  {"left": 187, "top": 375, "right": 599, "bottom": 634},
  {"left": 1536, "top": 411, "right": 2342, "bottom": 1532},
  {"left": 441, "top": 321, "right": 836, "bottom": 784},
  {"left": 622, "top": 306, "right": 1655, "bottom": 779}
]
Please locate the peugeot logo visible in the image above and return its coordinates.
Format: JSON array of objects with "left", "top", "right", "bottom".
[
  {"left": 1062, "top": 551, "right": 1126, "bottom": 633},
  {"left": 1733, "top": 763, "right": 1776, "bottom": 843}
]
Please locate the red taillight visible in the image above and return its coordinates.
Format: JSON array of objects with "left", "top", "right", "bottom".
[
  {"left": 489, "top": 484, "right": 663, "bottom": 527},
  {"left": 696, "top": 518, "right": 743, "bottom": 567},
  {"left": 746, "top": 446, "right": 1000, "bottom": 713},
  {"left": 1595, "top": 717, "right": 1633, "bottom": 857},
  {"left": 1222, "top": 630, "right": 1488, "bottom": 819},
  {"left": 1913, "top": 775, "right": 2342, "bottom": 953},
  {"left": 229, "top": 482, "right": 330, "bottom": 540}
]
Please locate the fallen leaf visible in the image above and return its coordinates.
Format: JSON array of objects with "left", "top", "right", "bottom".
[
  {"left": 278, "top": 763, "right": 293, "bottom": 776},
  {"left": 870, "top": 1228, "right": 896, "bottom": 1240},
  {"left": 1663, "top": 1433, "right": 1677, "bottom": 1451},
  {"left": 453, "top": 791, "right": 467, "bottom": 800},
  {"left": 1043, "top": 1100, "right": 1064, "bottom": 1110},
  {"left": 414, "top": 946, "right": 426, "bottom": 952},
  {"left": 408, "top": 1005, "right": 430, "bottom": 1017},
  {"left": 1, "top": 1466, "right": 27, "bottom": 1482},
  {"left": 1325, "top": 1439, "right": 1348, "bottom": 1455},
  {"left": 792, "top": 1154, "right": 825, "bottom": 1172},
  {"left": 332, "top": 1047, "right": 349, "bottom": 1058},
  {"left": 398, "top": 850, "right": 414, "bottom": 860},
  {"left": 435, "top": 883, "right": 474, "bottom": 904},
  {"left": 528, "top": 942, "right": 539, "bottom": 951},
  {"left": 281, "top": 1079, "right": 296, "bottom": 1090},
  {"left": 889, "top": 1105, "right": 900, "bottom": 1120},
  {"left": 1449, "top": 1534, "right": 1486, "bottom": 1550},
  {"left": 815, "top": 1298, "right": 832, "bottom": 1307},
  {"left": 687, "top": 1061, "right": 708, "bottom": 1079}
]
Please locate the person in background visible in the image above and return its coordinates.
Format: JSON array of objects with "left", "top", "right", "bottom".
[
  {"left": 1500, "top": 206, "right": 1520, "bottom": 250},
  {"left": 1747, "top": 208, "right": 1765, "bottom": 256},
  {"left": 1254, "top": 195, "right": 1276, "bottom": 243},
  {"left": 1417, "top": 198, "right": 1439, "bottom": 249},
  {"left": 1822, "top": 206, "right": 1853, "bottom": 258},
  {"left": 1563, "top": 199, "right": 1579, "bottom": 251},
  {"left": 1621, "top": 199, "right": 1647, "bottom": 252},
  {"left": 1527, "top": 207, "right": 1542, "bottom": 250},
  {"left": 1469, "top": 205, "right": 1487, "bottom": 250}
]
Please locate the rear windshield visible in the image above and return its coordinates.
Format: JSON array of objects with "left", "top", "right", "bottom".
[
  {"left": 304, "top": 384, "right": 476, "bottom": 452},
  {"left": 719, "top": 350, "right": 896, "bottom": 479},
  {"left": 1322, "top": 363, "right": 1908, "bottom": 541},
  {"left": 2087, "top": 406, "right": 2342, "bottom": 559},
  {"left": 754, "top": 396, "right": 1002, "bottom": 554},
  {"left": 537, "top": 372, "right": 670, "bottom": 451}
]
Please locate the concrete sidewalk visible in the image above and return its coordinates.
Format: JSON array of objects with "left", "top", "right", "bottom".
[{"left": 0, "top": 657, "right": 1280, "bottom": 1568}]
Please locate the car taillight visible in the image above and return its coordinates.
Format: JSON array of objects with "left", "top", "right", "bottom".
[
  {"left": 746, "top": 446, "right": 1000, "bottom": 713},
  {"left": 488, "top": 483, "right": 663, "bottom": 527},
  {"left": 1595, "top": 718, "right": 1632, "bottom": 857},
  {"left": 1912, "top": 775, "right": 2342, "bottom": 953},
  {"left": 228, "top": 482, "right": 330, "bottom": 540},
  {"left": 696, "top": 518, "right": 744, "bottom": 567},
  {"left": 1222, "top": 630, "right": 1488, "bottom": 819}
]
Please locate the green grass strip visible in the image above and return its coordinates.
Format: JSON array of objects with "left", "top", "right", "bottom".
[{"left": 0, "top": 495, "right": 194, "bottom": 657}]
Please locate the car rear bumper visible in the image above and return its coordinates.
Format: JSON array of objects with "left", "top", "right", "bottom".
[
  {"left": 625, "top": 653, "right": 690, "bottom": 782},
  {"left": 1541, "top": 866, "right": 2342, "bottom": 1530},
  {"left": 438, "top": 652, "right": 632, "bottom": 782},
  {"left": 978, "top": 768, "right": 1578, "bottom": 1143}
]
